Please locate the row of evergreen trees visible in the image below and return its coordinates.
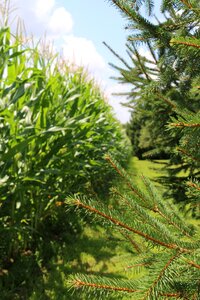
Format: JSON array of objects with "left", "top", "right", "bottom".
[
  {"left": 106, "top": 0, "right": 200, "bottom": 210},
  {"left": 67, "top": 0, "right": 200, "bottom": 299}
]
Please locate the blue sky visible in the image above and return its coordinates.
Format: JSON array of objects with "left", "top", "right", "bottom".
[{"left": 10, "top": 0, "right": 157, "bottom": 123}]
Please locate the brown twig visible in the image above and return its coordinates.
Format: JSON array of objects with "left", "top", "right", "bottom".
[
  {"left": 121, "top": 231, "right": 142, "bottom": 253},
  {"left": 187, "top": 181, "right": 200, "bottom": 191},
  {"left": 74, "top": 279, "right": 139, "bottom": 293},
  {"left": 179, "top": 0, "right": 194, "bottom": 10},
  {"left": 177, "top": 147, "right": 200, "bottom": 162},
  {"left": 159, "top": 292, "right": 181, "bottom": 298},
  {"left": 186, "top": 259, "right": 200, "bottom": 270},
  {"left": 105, "top": 155, "right": 148, "bottom": 204},
  {"left": 171, "top": 122, "right": 200, "bottom": 128},
  {"left": 156, "top": 93, "right": 176, "bottom": 108},
  {"left": 126, "top": 262, "right": 151, "bottom": 269}
]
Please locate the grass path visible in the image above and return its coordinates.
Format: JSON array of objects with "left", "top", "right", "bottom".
[{"left": 128, "top": 157, "right": 167, "bottom": 183}]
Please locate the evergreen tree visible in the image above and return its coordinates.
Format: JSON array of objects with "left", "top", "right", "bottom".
[
  {"left": 66, "top": 0, "right": 200, "bottom": 298},
  {"left": 104, "top": 0, "right": 200, "bottom": 207}
]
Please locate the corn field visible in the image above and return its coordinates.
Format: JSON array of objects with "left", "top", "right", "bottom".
[{"left": 0, "top": 22, "right": 131, "bottom": 297}]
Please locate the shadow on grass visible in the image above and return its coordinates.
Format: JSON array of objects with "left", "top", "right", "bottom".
[
  {"left": 0, "top": 225, "right": 126, "bottom": 300},
  {"left": 31, "top": 227, "right": 126, "bottom": 299}
]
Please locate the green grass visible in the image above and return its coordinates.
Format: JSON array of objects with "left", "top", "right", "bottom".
[
  {"left": 28, "top": 225, "right": 130, "bottom": 299},
  {"left": 128, "top": 157, "right": 168, "bottom": 182}
]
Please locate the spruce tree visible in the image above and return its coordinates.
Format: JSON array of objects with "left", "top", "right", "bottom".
[
  {"left": 66, "top": 0, "right": 200, "bottom": 299},
  {"left": 104, "top": 0, "right": 200, "bottom": 208}
]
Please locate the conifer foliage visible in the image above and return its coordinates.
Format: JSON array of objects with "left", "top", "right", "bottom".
[
  {"left": 67, "top": 0, "right": 200, "bottom": 299},
  {"left": 105, "top": 0, "right": 200, "bottom": 207},
  {"left": 67, "top": 153, "right": 200, "bottom": 299}
]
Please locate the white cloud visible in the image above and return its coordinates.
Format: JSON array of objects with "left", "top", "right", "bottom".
[
  {"left": 105, "top": 83, "right": 131, "bottom": 124},
  {"left": 10, "top": 0, "right": 107, "bottom": 81},
  {"left": 138, "top": 47, "right": 159, "bottom": 80},
  {"left": 48, "top": 7, "right": 73, "bottom": 35},
  {"left": 62, "top": 35, "right": 107, "bottom": 78},
  {"left": 138, "top": 47, "right": 153, "bottom": 61},
  {"left": 34, "top": 0, "right": 55, "bottom": 19},
  {"left": 11, "top": 0, "right": 73, "bottom": 37}
]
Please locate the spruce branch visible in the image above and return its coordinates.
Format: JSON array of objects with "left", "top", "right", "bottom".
[
  {"left": 68, "top": 274, "right": 141, "bottom": 296},
  {"left": 105, "top": 154, "right": 149, "bottom": 205},
  {"left": 159, "top": 292, "right": 181, "bottom": 298},
  {"left": 120, "top": 230, "right": 142, "bottom": 253},
  {"left": 107, "top": 156, "right": 195, "bottom": 240},
  {"left": 142, "top": 251, "right": 181, "bottom": 300},
  {"left": 110, "top": 0, "right": 158, "bottom": 37},
  {"left": 67, "top": 151, "right": 200, "bottom": 298},
  {"left": 112, "top": 185, "right": 190, "bottom": 242},
  {"left": 177, "top": 148, "right": 200, "bottom": 162},
  {"left": 103, "top": 41, "right": 131, "bottom": 70},
  {"left": 187, "top": 181, "right": 200, "bottom": 192},
  {"left": 170, "top": 38, "right": 200, "bottom": 49},
  {"left": 170, "top": 122, "right": 200, "bottom": 128},
  {"left": 179, "top": 0, "right": 200, "bottom": 15},
  {"left": 141, "top": 176, "right": 194, "bottom": 238},
  {"left": 71, "top": 197, "right": 189, "bottom": 251},
  {"left": 185, "top": 259, "right": 200, "bottom": 270},
  {"left": 126, "top": 262, "right": 151, "bottom": 270},
  {"left": 133, "top": 46, "right": 151, "bottom": 81},
  {"left": 73, "top": 278, "right": 139, "bottom": 293},
  {"left": 156, "top": 92, "right": 177, "bottom": 108},
  {"left": 147, "top": 41, "right": 158, "bottom": 64},
  {"left": 179, "top": 0, "right": 193, "bottom": 10},
  {"left": 128, "top": 36, "right": 146, "bottom": 42}
]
